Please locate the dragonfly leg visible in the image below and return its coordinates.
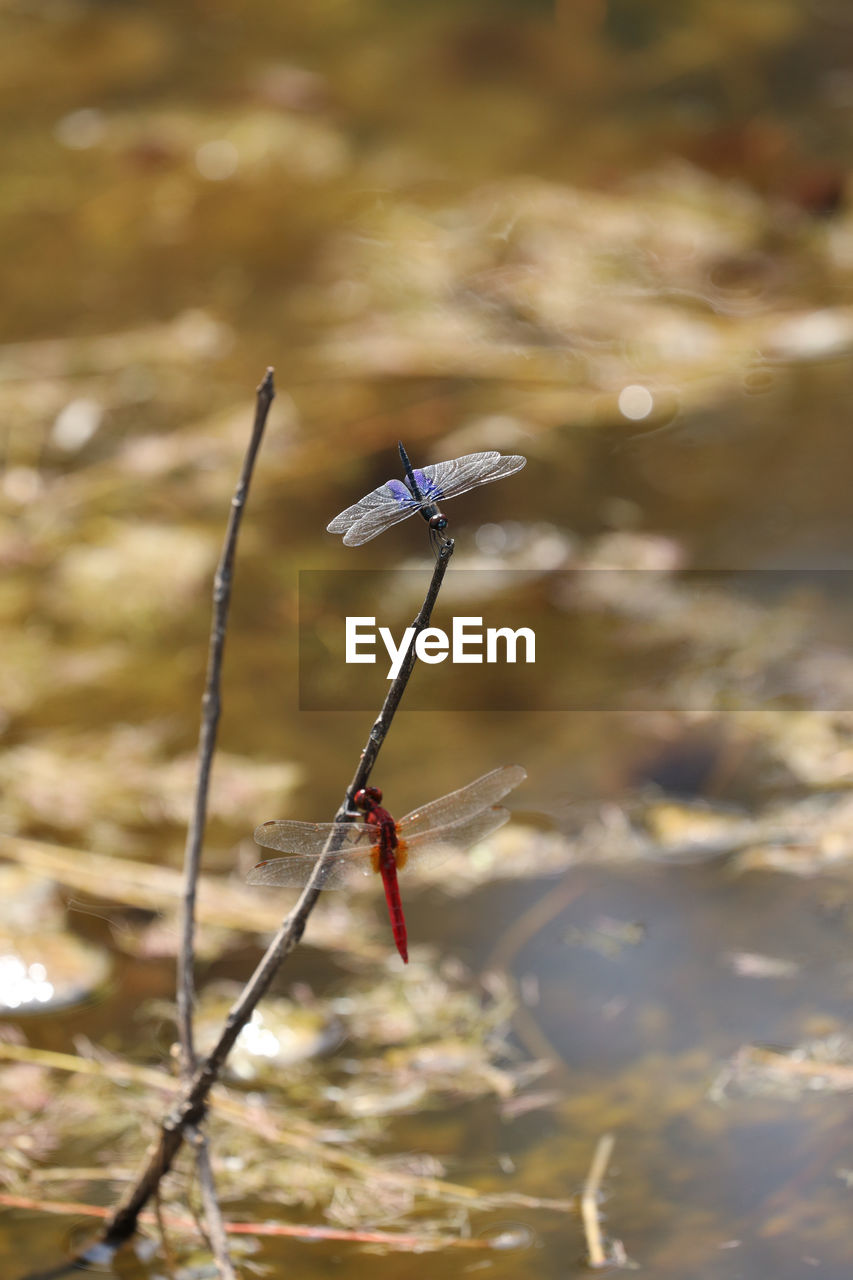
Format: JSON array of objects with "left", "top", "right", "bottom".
[{"left": 429, "top": 525, "right": 453, "bottom": 558}]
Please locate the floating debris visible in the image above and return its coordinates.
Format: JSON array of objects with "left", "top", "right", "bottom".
[{"left": 713, "top": 1035, "right": 853, "bottom": 1101}]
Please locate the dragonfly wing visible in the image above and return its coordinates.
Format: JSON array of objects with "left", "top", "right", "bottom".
[
  {"left": 421, "top": 452, "right": 527, "bottom": 503},
  {"left": 253, "top": 819, "right": 374, "bottom": 854},
  {"left": 398, "top": 764, "right": 526, "bottom": 836},
  {"left": 250, "top": 820, "right": 377, "bottom": 889},
  {"left": 327, "top": 482, "right": 421, "bottom": 545},
  {"left": 247, "top": 850, "right": 377, "bottom": 890},
  {"left": 399, "top": 805, "right": 512, "bottom": 872},
  {"left": 342, "top": 494, "right": 422, "bottom": 546},
  {"left": 327, "top": 483, "right": 394, "bottom": 533}
]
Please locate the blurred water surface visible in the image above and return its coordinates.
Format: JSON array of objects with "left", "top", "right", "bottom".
[{"left": 4, "top": 1, "right": 853, "bottom": 1276}]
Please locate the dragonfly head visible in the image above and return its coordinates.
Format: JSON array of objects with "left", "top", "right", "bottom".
[
  {"left": 428, "top": 512, "right": 448, "bottom": 535},
  {"left": 354, "top": 785, "right": 383, "bottom": 811}
]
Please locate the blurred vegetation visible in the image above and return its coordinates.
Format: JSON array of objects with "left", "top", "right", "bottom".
[{"left": 4, "top": 1, "right": 853, "bottom": 1276}]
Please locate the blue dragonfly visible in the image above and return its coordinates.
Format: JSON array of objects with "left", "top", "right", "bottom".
[{"left": 327, "top": 442, "right": 527, "bottom": 547}]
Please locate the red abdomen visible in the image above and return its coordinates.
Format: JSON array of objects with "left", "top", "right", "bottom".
[{"left": 367, "top": 808, "right": 408, "bottom": 964}]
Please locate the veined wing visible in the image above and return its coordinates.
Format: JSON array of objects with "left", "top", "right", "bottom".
[
  {"left": 253, "top": 818, "right": 375, "bottom": 855},
  {"left": 327, "top": 481, "right": 421, "bottom": 546},
  {"left": 247, "top": 850, "right": 379, "bottom": 890},
  {"left": 422, "top": 452, "right": 527, "bottom": 503},
  {"left": 342, "top": 503, "right": 419, "bottom": 546},
  {"left": 248, "top": 820, "right": 379, "bottom": 890},
  {"left": 398, "top": 805, "right": 512, "bottom": 872},
  {"left": 248, "top": 803, "right": 516, "bottom": 888},
  {"left": 326, "top": 481, "right": 413, "bottom": 531},
  {"left": 399, "top": 764, "right": 526, "bottom": 837}
]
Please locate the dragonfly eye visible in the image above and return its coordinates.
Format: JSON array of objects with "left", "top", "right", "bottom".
[{"left": 429, "top": 513, "right": 448, "bottom": 531}]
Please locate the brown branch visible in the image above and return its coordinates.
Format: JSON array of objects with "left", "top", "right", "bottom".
[
  {"left": 188, "top": 1127, "right": 238, "bottom": 1280},
  {"left": 84, "top": 532, "right": 455, "bottom": 1259},
  {"left": 177, "top": 366, "right": 275, "bottom": 1075},
  {"left": 169, "top": 367, "right": 274, "bottom": 1278}
]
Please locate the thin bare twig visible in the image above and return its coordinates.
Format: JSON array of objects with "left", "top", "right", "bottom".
[
  {"left": 169, "top": 367, "right": 274, "bottom": 1279},
  {"left": 153, "top": 1188, "right": 177, "bottom": 1278},
  {"left": 5, "top": 1192, "right": 509, "bottom": 1252},
  {"left": 188, "top": 1126, "right": 238, "bottom": 1280},
  {"left": 581, "top": 1133, "right": 615, "bottom": 1268},
  {"left": 84, "top": 530, "right": 455, "bottom": 1259},
  {"left": 177, "top": 365, "right": 275, "bottom": 1075}
]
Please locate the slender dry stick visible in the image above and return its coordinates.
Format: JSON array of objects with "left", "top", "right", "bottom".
[
  {"left": 86, "top": 536, "right": 455, "bottom": 1259},
  {"left": 170, "top": 367, "right": 274, "bottom": 1280},
  {"left": 177, "top": 366, "right": 276, "bottom": 1074},
  {"left": 581, "top": 1133, "right": 615, "bottom": 1268},
  {"left": 152, "top": 1190, "right": 177, "bottom": 1278},
  {"left": 188, "top": 1126, "right": 238, "bottom": 1280}
]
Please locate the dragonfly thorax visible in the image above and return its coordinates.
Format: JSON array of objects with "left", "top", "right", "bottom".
[{"left": 354, "top": 787, "right": 398, "bottom": 853}]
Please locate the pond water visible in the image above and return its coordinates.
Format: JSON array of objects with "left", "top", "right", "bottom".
[{"left": 3, "top": 1, "right": 853, "bottom": 1277}]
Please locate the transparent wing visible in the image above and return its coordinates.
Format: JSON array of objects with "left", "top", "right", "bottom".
[
  {"left": 422, "top": 452, "right": 527, "bottom": 503},
  {"left": 248, "top": 805, "right": 512, "bottom": 888},
  {"left": 253, "top": 819, "right": 374, "bottom": 855},
  {"left": 398, "top": 764, "right": 526, "bottom": 837},
  {"left": 342, "top": 495, "right": 422, "bottom": 546},
  {"left": 248, "top": 819, "right": 380, "bottom": 890},
  {"left": 246, "top": 850, "right": 379, "bottom": 890},
  {"left": 327, "top": 481, "right": 421, "bottom": 545},
  {"left": 398, "top": 805, "right": 511, "bottom": 872}
]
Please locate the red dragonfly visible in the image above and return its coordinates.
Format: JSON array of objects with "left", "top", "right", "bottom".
[{"left": 248, "top": 765, "right": 526, "bottom": 963}]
